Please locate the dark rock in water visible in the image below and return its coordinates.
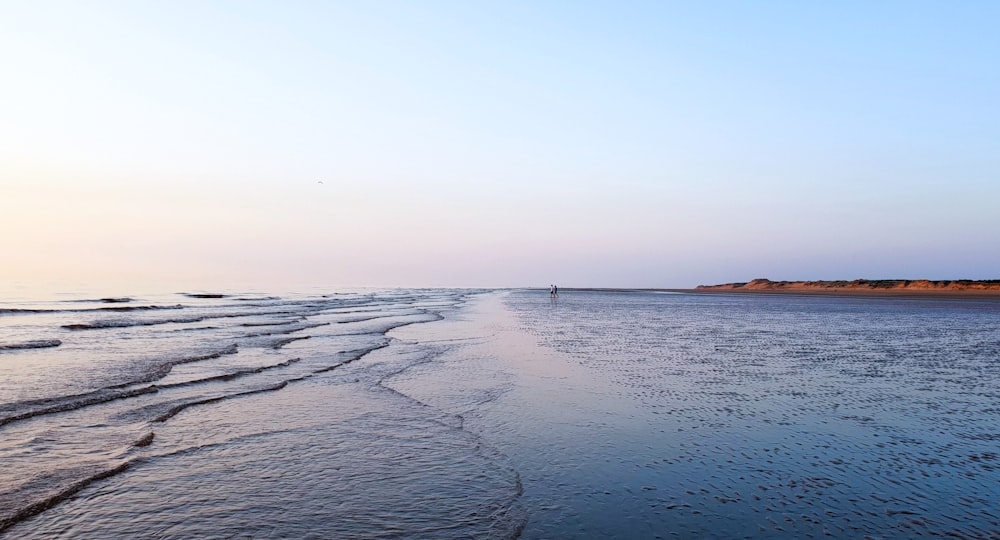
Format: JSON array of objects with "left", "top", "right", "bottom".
[
  {"left": 99, "top": 298, "right": 133, "bottom": 303},
  {"left": 0, "top": 339, "right": 62, "bottom": 351},
  {"left": 182, "top": 293, "right": 228, "bottom": 299}
]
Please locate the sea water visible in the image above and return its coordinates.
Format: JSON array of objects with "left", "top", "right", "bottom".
[{"left": 1, "top": 289, "right": 998, "bottom": 538}]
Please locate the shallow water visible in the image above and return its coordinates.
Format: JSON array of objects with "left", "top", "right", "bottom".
[{"left": 2, "top": 289, "right": 999, "bottom": 538}]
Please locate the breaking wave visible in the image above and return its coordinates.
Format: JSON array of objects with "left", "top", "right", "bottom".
[{"left": 0, "top": 339, "right": 62, "bottom": 352}]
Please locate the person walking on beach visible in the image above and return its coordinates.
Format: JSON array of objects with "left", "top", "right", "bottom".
[
  {"left": 553, "top": 284, "right": 558, "bottom": 297},
  {"left": 550, "top": 284, "right": 555, "bottom": 297}
]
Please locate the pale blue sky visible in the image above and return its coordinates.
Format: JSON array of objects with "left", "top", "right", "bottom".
[{"left": 2, "top": 1, "right": 998, "bottom": 290}]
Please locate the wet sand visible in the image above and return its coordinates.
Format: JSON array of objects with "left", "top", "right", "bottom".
[
  {"left": 388, "top": 292, "right": 661, "bottom": 538},
  {"left": 394, "top": 290, "right": 1000, "bottom": 538}
]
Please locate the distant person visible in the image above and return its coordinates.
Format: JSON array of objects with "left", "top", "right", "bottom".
[
  {"left": 550, "top": 284, "right": 555, "bottom": 297},
  {"left": 554, "top": 285, "right": 558, "bottom": 297}
]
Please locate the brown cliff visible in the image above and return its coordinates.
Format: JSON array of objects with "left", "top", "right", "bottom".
[{"left": 696, "top": 278, "right": 1000, "bottom": 295}]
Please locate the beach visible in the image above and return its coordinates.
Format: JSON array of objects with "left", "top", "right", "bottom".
[
  {"left": 2, "top": 289, "right": 1000, "bottom": 538},
  {"left": 6, "top": 1, "right": 998, "bottom": 537}
]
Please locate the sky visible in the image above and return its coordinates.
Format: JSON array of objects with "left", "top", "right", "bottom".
[{"left": 2, "top": 1, "right": 998, "bottom": 292}]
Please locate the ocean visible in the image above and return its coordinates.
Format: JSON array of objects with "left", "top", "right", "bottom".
[{"left": 1, "top": 289, "right": 998, "bottom": 538}]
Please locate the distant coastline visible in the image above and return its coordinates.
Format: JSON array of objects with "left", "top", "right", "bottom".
[{"left": 691, "top": 278, "right": 1000, "bottom": 297}]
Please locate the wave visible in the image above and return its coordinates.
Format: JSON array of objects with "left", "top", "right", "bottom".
[
  {"left": 0, "top": 345, "right": 239, "bottom": 428},
  {"left": 242, "top": 322, "right": 330, "bottom": 337},
  {"left": 268, "top": 336, "right": 311, "bottom": 349},
  {"left": 337, "top": 312, "right": 445, "bottom": 336},
  {"left": 0, "top": 339, "right": 62, "bottom": 352},
  {"left": 94, "top": 305, "right": 183, "bottom": 312},
  {"left": 62, "top": 315, "right": 208, "bottom": 330},
  {"left": 181, "top": 293, "right": 228, "bottom": 299},
  {"left": 0, "top": 305, "right": 183, "bottom": 316},
  {"left": 334, "top": 313, "right": 417, "bottom": 324},
  {"left": 0, "top": 460, "right": 133, "bottom": 534},
  {"left": 311, "top": 341, "right": 390, "bottom": 374},
  {"left": 108, "top": 344, "right": 241, "bottom": 388},
  {"left": 0, "top": 386, "right": 160, "bottom": 428},
  {"left": 150, "top": 341, "right": 398, "bottom": 422},
  {"left": 157, "top": 358, "right": 302, "bottom": 389},
  {"left": 61, "top": 298, "right": 134, "bottom": 304},
  {"left": 60, "top": 306, "right": 309, "bottom": 331},
  {"left": 0, "top": 358, "right": 320, "bottom": 534},
  {"left": 166, "top": 326, "right": 219, "bottom": 333},
  {"left": 153, "top": 381, "right": 290, "bottom": 423},
  {"left": 240, "top": 319, "right": 304, "bottom": 327}
]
